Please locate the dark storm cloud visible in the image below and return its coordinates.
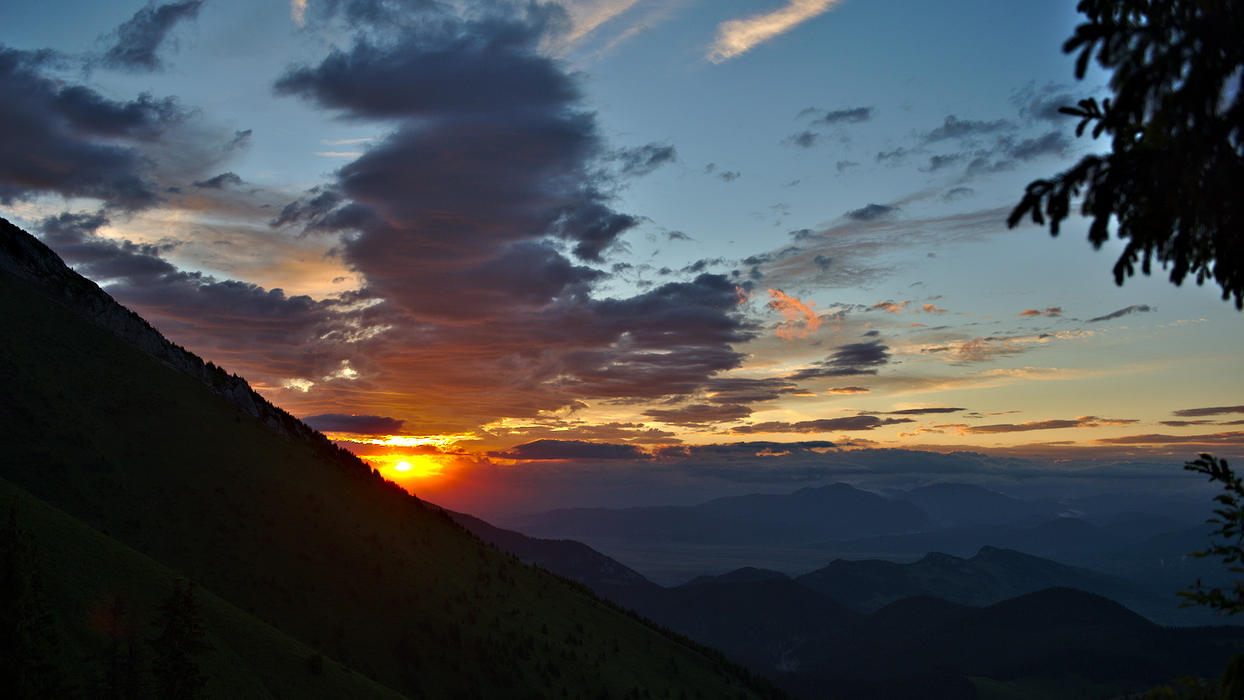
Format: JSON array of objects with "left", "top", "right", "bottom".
[
  {"left": 845, "top": 203, "right": 898, "bottom": 221},
  {"left": 100, "top": 0, "right": 204, "bottom": 72},
  {"left": 613, "top": 143, "right": 677, "bottom": 177},
  {"left": 1087, "top": 304, "right": 1154, "bottom": 323},
  {"left": 800, "top": 106, "right": 873, "bottom": 125},
  {"left": 731, "top": 415, "right": 913, "bottom": 434},
  {"left": 787, "top": 340, "right": 890, "bottom": 381},
  {"left": 922, "top": 115, "right": 1013, "bottom": 143},
  {"left": 643, "top": 403, "right": 753, "bottom": 426},
  {"left": 0, "top": 47, "right": 186, "bottom": 209},
  {"left": 303, "top": 413, "right": 406, "bottom": 434},
  {"left": 1172, "top": 406, "right": 1244, "bottom": 418},
  {"left": 489, "top": 439, "right": 651, "bottom": 461}
]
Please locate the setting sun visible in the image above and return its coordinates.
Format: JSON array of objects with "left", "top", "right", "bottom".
[{"left": 375, "top": 454, "right": 445, "bottom": 482}]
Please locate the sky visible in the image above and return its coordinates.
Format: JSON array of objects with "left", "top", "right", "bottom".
[{"left": 2, "top": 0, "right": 1241, "bottom": 522}]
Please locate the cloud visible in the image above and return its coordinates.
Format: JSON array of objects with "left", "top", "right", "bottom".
[
  {"left": 924, "top": 336, "right": 1028, "bottom": 364},
  {"left": 1087, "top": 304, "right": 1154, "bottom": 323},
  {"left": 486, "top": 421, "right": 679, "bottom": 445},
  {"left": 290, "top": 0, "right": 309, "bottom": 27},
  {"left": 1011, "top": 82, "right": 1080, "bottom": 123},
  {"left": 613, "top": 142, "right": 678, "bottom": 177},
  {"left": 709, "top": 0, "right": 844, "bottom": 63},
  {"left": 870, "top": 301, "right": 909, "bottom": 314},
  {"left": 192, "top": 172, "right": 243, "bottom": 189},
  {"left": 717, "top": 169, "right": 741, "bottom": 182},
  {"left": 1093, "top": 432, "right": 1244, "bottom": 446},
  {"left": 783, "top": 130, "right": 820, "bottom": 148},
  {"left": 922, "top": 115, "right": 1013, "bottom": 143},
  {"left": 303, "top": 413, "right": 406, "bottom": 435},
  {"left": 643, "top": 403, "right": 753, "bottom": 426},
  {"left": 999, "top": 130, "right": 1070, "bottom": 162},
  {"left": 963, "top": 416, "right": 1138, "bottom": 434},
  {"left": 489, "top": 439, "right": 651, "bottom": 460},
  {"left": 1172, "top": 405, "right": 1244, "bottom": 418},
  {"left": 826, "top": 386, "right": 869, "bottom": 394},
  {"left": 1018, "top": 306, "right": 1063, "bottom": 318},
  {"left": 703, "top": 377, "right": 806, "bottom": 404},
  {"left": 101, "top": 0, "right": 204, "bottom": 72},
  {"left": 767, "top": 288, "right": 821, "bottom": 339},
  {"left": 731, "top": 415, "right": 913, "bottom": 434},
  {"left": 885, "top": 407, "right": 967, "bottom": 416},
  {"left": 802, "top": 106, "right": 873, "bottom": 126},
  {"left": 845, "top": 203, "right": 898, "bottom": 221},
  {"left": 787, "top": 340, "right": 890, "bottom": 380},
  {"left": 0, "top": 47, "right": 188, "bottom": 210}
]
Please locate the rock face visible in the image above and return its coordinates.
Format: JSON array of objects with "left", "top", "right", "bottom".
[{"left": 0, "top": 216, "right": 372, "bottom": 480}]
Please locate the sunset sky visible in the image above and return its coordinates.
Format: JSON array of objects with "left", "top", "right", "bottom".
[{"left": 3, "top": 0, "right": 1241, "bottom": 520}]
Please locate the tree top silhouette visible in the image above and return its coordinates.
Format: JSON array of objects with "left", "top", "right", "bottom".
[{"left": 1009, "top": 0, "right": 1244, "bottom": 309}]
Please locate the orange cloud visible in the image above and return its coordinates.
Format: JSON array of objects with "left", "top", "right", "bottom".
[
  {"left": 827, "top": 386, "right": 869, "bottom": 394},
  {"left": 767, "top": 288, "right": 822, "bottom": 340},
  {"left": 870, "top": 301, "right": 910, "bottom": 314}
]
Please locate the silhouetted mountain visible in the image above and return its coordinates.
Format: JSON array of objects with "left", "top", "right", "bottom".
[
  {"left": 796, "top": 545, "right": 1197, "bottom": 625},
  {"left": 444, "top": 509, "right": 658, "bottom": 590},
  {"left": 683, "top": 567, "right": 791, "bottom": 587},
  {"left": 517, "top": 483, "right": 931, "bottom": 545},
  {"left": 898, "top": 482, "right": 1057, "bottom": 526},
  {"left": 605, "top": 577, "right": 862, "bottom": 675},
  {"left": 809, "top": 516, "right": 1127, "bottom": 560},
  {"left": 1089, "top": 510, "right": 1200, "bottom": 541},
  {"left": 779, "top": 588, "right": 1244, "bottom": 700},
  {"left": 0, "top": 217, "right": 782, "bottom": 699}
]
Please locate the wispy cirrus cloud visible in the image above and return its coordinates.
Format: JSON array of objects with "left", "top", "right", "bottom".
[{"left": 708, "top": 0, "right": 844, "bottom": 63}]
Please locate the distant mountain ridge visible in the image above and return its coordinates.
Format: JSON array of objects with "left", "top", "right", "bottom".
[{"left": 517, "top": 482, "right": 931, "bottom": 545}]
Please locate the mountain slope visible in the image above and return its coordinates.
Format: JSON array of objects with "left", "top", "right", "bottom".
[
  {"left": 780, "top": 588, "right": 1244, "bottom": 700},
  {"left": 1, "top": 476, "right": 408, "bottom": 699},
  {"left": 0, "top": 218, "right": 780, "bottom": 699},
  {"left": 795, "top": 546, "right": 1193, "bottom": 624}
]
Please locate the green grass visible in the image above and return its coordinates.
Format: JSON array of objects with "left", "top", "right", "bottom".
[{"left": 0, "top": 244, "right": 781, "bottom": 698}]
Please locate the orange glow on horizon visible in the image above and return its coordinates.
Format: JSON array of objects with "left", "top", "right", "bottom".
[{"left": 373, "top": 454, "right": 447, "bottom": 482}]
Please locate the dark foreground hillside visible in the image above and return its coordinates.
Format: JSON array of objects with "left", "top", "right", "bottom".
[{"left": 0, "top": 216, "right": 781, "bottom": 699}]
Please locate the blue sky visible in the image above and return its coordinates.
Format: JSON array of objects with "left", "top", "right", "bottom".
[{"left": 1, "top": 0, "right": 1240, "bottom": 519}]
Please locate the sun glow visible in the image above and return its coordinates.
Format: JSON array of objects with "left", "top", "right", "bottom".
[{"left": 375, "top": 454, "right": 446, "bottom": 481}]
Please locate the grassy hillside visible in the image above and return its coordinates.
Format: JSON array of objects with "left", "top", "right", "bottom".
[
  {"left": 0, "top": 224, "right": 780, "bottom": 699},
  {"left": 1, "top": 475, "right": 407, "bottom": 699}
]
